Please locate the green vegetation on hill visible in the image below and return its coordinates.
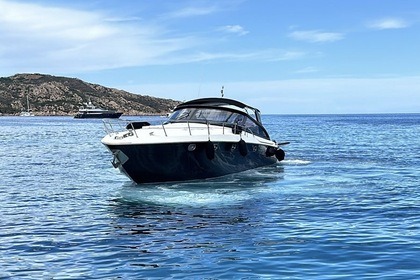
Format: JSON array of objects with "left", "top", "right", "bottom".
[{"left": 0, "top": 73, "right": 180, "bottom": 115}]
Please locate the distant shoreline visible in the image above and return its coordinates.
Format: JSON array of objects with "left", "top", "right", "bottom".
[
  {"left": 2, "top": 112, "right": 418, "bottom": 117},
  {"left": 0, "top": 113, "right": 166, "bottom": 117}
]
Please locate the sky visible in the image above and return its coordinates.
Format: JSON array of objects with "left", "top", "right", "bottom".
[{"left": 0, "top": 0, "right": 419, "bottom": 114}]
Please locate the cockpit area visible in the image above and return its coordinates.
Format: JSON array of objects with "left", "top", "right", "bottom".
[{"left": 167, "top": 106, "right": 270, "bottom": 139}]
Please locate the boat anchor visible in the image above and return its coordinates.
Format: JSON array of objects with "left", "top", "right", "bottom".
[{"left": 111, "top": 150, "right": 129, "bottom": 168}]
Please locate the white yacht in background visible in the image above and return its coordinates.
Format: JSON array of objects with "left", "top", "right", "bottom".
[
  {"left": 20, "top": 96, "right": 34, "bottom": 117},
  {"left": 74, "top": 100, "right": 122, "bottom": 119}
]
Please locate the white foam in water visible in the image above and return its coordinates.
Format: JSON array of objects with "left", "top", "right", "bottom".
[
  {"left": 117, "top": 164, "right": 287, "bottom": 206},
  {"left": 281, "top": 159, "right": 312, "bottom": 165},
  {"left": 119, "top": 182, "right": 254, "bottom": 207}
]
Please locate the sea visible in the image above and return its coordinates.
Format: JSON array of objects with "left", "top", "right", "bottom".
[{"left": 0, "top": 114, "right": 419, "bottom": 279}]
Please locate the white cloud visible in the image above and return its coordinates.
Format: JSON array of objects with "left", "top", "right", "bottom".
[
  {"left": 165, "top": 5, "right": 219, "bottom": 18},
  {"left": 294, "top": 67, "right": 319, "bottom": 74},
  {"left": 0, "top": 0, "right": 295, "bottom": 75},
  {"left": 289, "top": 30, "right": 344, "bottom": 43},
  {"left": 367, "top": 18, "right": 409, "bottom": 30},
  {"left": 177, "top": 49, "right": 305, "bottom": 64},
  {"left": 0, "top": 1, "right": 118, "bottom": 41},
  {"left": 218, "top": 25, "right": 249, "bottom": 36},
  {"left": 0, "top": 0, "right": 187, "bottom": 73}
]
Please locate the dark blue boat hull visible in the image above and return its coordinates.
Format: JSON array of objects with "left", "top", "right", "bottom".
[{"left": 105, "top": 141, "right": 278, "bottom": 184}]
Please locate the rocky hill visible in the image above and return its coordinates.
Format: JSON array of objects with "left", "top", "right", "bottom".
[{"left": 0, "top": 73, "right": 180, "bottom": 116}]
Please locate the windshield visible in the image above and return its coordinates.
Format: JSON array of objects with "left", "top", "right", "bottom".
[{"left": 168, "top": 107, "right": 269, "bottom": 139}]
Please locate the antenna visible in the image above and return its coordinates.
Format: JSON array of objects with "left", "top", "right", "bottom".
[
  {"left": 197, "top": 83, "right": 202, "bottom": 97},
  {"left": 221, "top": 86, "right": 224, "bottom": 97}
]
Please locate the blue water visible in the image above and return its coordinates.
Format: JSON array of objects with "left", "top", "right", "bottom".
[{"left": 0, "top": 114, "right": 419, "bottom": 279}]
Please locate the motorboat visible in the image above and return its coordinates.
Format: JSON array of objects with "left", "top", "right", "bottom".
[
  {"left": 101, "top": 97, "right": 287, "bottom": 184},
  {"left": 74, "top": 100, "right": 122, "bottom": 119}
]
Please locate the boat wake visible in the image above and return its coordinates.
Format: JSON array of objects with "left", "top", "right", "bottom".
[
  {"left": 281, "top": 159, "right": 312, "bottom": 165},
  {"left": 121, "top": 188, "right": 250, "bottom": 207},
  {"left": 117, "top": 165, "right": 285, "bottom": 207}
]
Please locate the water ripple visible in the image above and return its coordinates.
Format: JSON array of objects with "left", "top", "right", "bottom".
[{"left": 0, "top": 115, "right": 419, "bottom": 279}]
